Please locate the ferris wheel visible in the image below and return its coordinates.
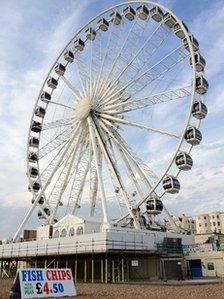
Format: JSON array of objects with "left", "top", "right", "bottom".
[{"left": 14, "top": 1, "right": 208, "bottom": 241}]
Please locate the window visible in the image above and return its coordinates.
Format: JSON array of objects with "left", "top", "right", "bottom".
[
  {"left": 204, "top": 216, "right": 206, "bottom": 220},
  {"left": 212, "top": 215, "right": 215, "bottom": 219},
  {"left": 207, "top": 262, "right": 214, "bottom": 270},
  {"left": 60, "top": 228, "right": 67, "bottom": 237},
  {"left": 218, "top": 222, "right": 220, "bottom": 226},
  {"left": 76, "top": 226, "right": 83, "bottom": 235},
  {"left": 199, "top": 223, "right": 202, "bottom": 227},
  {"left": 217, "top": 215, "right": 220, "bottom": 219},
  {"left": 213, "top": 222, "right": 216, "bottom": 226},
  {"left": 53, "top": 230, "right": 59, "bottom": 238},
  {"left": 69, "top": 227, "right": 75, "bottom": 236},
  {"left": 205, "top": 223, "right": 207, "bottom": 227}
]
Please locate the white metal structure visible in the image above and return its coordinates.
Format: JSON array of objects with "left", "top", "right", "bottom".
[{"left": 13, "top": 1, "right": 208, "bottom": 242}]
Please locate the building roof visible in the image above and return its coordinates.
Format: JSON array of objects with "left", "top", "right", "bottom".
[{"left": 53, "top": 214, "right": 102, "bottom": 228}]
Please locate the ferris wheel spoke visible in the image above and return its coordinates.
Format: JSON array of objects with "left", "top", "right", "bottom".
[
  {"left": 40, "top": 144, "right": 68, "bottom": 185},
  {"left": 89, "top": 146, "right": 100, "bottom": 217},
  {"left": 65, "top": 139, "right": 89, "bottom": 215},
  {"left": 107, "top": 16, "right": 150, "bottom": 83},
  {"left": 103, "top": 85, "right": 191, "bottom": 114},
  {"left": 70, "top": 150, "right": 91, "bottom": 216},
  {"left": 99, "top": 113, "right": 180, "bottom": 139},
  {"left": 39, "top": 127, "right": 72, "bottom": 159},
  {"left": 47, "top": 100, "right": 74, "bottom": 110},
  {"left": 93, "top": 23, "right": 115, "bottom": 104},
  {"left": 126, "top": 47, "right": 190, "bottom": 99},
  {"left": 97, "top": 117, "right": 157, "bottom": 186},
  {"left": 90, "top": 116, "right": 141, "bottom": 229},
  {"left": 100, "top": 45, "right": 189, "bottom": 108},
  {"left": 98, "top": 19, "right": 148, "bottom": 105},
  {"left": 110, "top": 23, "right": 170, "bottom": 91},
  {"left": 105, "top": 136, "right": 128, "bottom": 214},
  {"left": 42, "top": 118, "right": 73, "bottom": 131},
  {"left": 48, "top": 126, "right": 85, "bottom": 222},
  {"left": 117, "top": 143, "right": 145, "bottom": 202},
  {"left": 61, "top": 75, "right": 82, "bottom": 99},
  {"left": 73, "top": 45, "right": 97, "bottom": 97},
  {"left": 88, "top": 117, "right": 109, "bottom": 223},
  {"left": 40, "top": 123, "right": 81, "bottom": 188}
]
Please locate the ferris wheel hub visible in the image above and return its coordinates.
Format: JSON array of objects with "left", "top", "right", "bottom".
[{"left": 75, "top": 99, "right": 91, "bottom": 120}]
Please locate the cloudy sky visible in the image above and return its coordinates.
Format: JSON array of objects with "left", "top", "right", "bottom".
[{"left": 0, "top": 0, "right": 223, "bottom": 239}]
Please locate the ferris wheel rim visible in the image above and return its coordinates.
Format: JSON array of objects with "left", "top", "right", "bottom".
[{"left": 26, "top": 1, "right": 203, "bottom": 228}]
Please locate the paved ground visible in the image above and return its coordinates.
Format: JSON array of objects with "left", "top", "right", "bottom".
[{"left": 1, "top": 279, "right": 224, "bottom": 298}]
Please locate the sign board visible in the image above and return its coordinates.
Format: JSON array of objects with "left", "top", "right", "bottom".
[
  {"left": 183, "top": 243, "right": 213, "bottom": 254},
  {"left": 18, "top": 268, "right": 76, "bottom": 298},
  {"left": 131, "top": 260, "right": 139, "bottom": 267}
]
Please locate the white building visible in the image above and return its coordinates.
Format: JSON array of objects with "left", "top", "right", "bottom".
[
  {"left": 37, "top": 215, "right": 102, "bottom": 240},
  {"left": 195, "top": 212, "right": 224, "bottom": 234},
  {"left": 171, "top": 214, "right": 196, "bottom": 233}
]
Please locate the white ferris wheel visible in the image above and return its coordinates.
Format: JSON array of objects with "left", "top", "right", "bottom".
[{"left": 14, "top": 1, "right": 208, "bottom": 241}]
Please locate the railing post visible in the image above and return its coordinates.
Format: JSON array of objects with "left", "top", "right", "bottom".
[
  {"left": 74, "top": 259, "right": 77, "bottom": 283},
  {"left": 101, "top": 258, "right": 104, "bottom": 283},
  {"left": 112, "top": 260, "right": 115, "bottom": 283},
  {"left": 92, "top": 258, "right": 94, "bottom": 283},
  {"left": 121, "top": 258, "right": 124, "bottom": 282},
  {"left": 84, "top": 259, "right": 87, "bottom": 283},
  {"left": 105, "top": 257, "right": 108, "bottom": 284}
]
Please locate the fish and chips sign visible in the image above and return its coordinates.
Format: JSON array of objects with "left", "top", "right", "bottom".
[{"left": 16, "top": 268, "right": 76, "bottom": 298}]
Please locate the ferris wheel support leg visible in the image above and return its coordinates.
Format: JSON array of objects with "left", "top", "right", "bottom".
[
  {"left": 13, "top": 203, "right": 39, "bottom": 242},
  {"left": 88, "top": 117, "right": 109, "bottom": 225},
  {"left": 91, "top": 117, "right": 140, "bottom": 230},
  {"left": 163, "top": 205, "right": 182, "bottom": 233}
]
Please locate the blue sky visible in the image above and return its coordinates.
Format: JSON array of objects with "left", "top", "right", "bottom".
[{"left": 0, "top": 0, "right": 224, "bottom": 239}]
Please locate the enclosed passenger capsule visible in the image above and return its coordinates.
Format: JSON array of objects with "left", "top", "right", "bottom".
[
  {"left": 184, "top": 126, "right": 202, "bottom": 145},
  {"left": 38, "top": 211, "right": 45, "bottom": 219},
  {"left": 192, "top": 101, "right": 208, "bottom": 119},
  {"left": 47, "top": 77, "right": 58, "bottom": 89},
  {"left": 123, "top": 6, "right": 136, "bottom": 21},
  {"left": 110, "top": 11, "right": 122, "bottom": 25},
  {"left": 146, "top": 195, "right": 163, "bottom": 214},
  {"left": 97, "top": 18, "right": 109, "bottom": 31},
  {"left": 150, "top": 6, "right": 164, "bottom": 22},
  {"left": 162, "top": 175, "right": 180, "bottom": 194},
  {"left": 29, "top": 137, "right": 39, "bottom": 148},
  {"left": 31, "top": 121, "right": 41, "bottom": 133},
  {"left": 55, "top": 63, "right": 66, "bottom": 76},
  {"left": 74, "top": 39, "right": 85, "bottom": 51},
  {"left": 175, "top": 152, "right": 193, "bottom": 170},
  {"left": 35, "top": 107, "right": 45, "bottom": 118},
  {"left": 44, "top": 207, "right": 51, "bottom": 216},
  {"left": 29, "top": 167, "right": 38, "bottom": 178},
  {"left": 28, "top": 152, "right": 38, "bottom": 163},
  {"left": 195, "top": 75, "right": 209, "bottom": 95},
  {"left": 189, "top": 52, "right": 206, "bottom": 72},
  {"left": 183, "top": 34, "right": 199, "bottom": 52},
  {"left": 163, "top": 12, "right": 176, "bottom": 28},
  {"left": 173, "top": 21, "right": 188, "bottom": 39},
  {"left": 32, "top": 196, "right": 44, "bottom": 205},
  {"left": 136, "top": 5, "right": 149, "bottom": 20},
  {"left": 64, "top": 50, "right": 74, "bottom": 63},
  {"left": 40, "top": 91, "right": 51, "bottom": 102},
  {"left": 31, "top": 182, "right": 40, "bottom": 193},
  {"left": 85, "top": 27, "right": 96, "bottom": 40}
]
